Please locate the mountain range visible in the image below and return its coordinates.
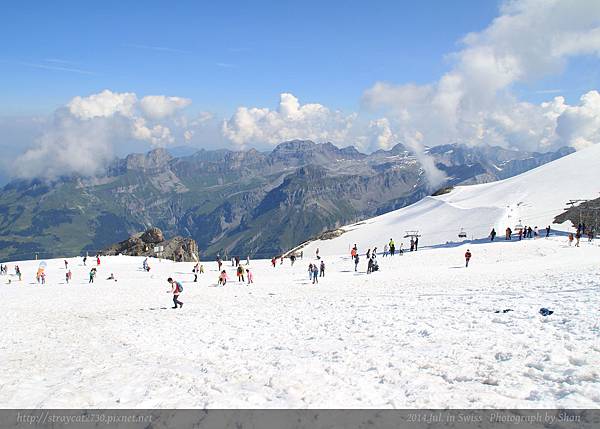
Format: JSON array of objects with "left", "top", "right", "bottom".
[{"left": 0, "top": 140, "right": 574, "bottom": 261}]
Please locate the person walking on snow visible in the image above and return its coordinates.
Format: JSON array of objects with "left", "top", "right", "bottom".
[
  {"left": 568, "top": 233, "right": 574, "bottom": 246},
  {"left": 64, "top": 260, "right": 68, "bottom": 269},
  {"left": 465, "top": 249, "right": 472, "bottom": 267},
  {"left": 354, "top": 253, "right": 359, "bottom": 272},
  {"left": 351, "top": 245, "right": 357, "bottom": 259},
  {"left": 389, "top": 239, "right": 395, "bottom": 256},
  {"left": 383, "top": 244, "right": 389, "bottom": 257},
  {"left": 414, "top": 237, "right": 419, "bottom": 251},
  {"left": 65, "top": 270, "right": 72, "bottom": 284},
  {"left": 312, "top": 264, "right": 319, "bottom": 284},
  {"left": 167, "top": 277, "right": 183, "bottom": 309},
  {"left": 237, "top": 265, "right": 245, "bottom": 282},
  {"left": 575, "top": 231, "right": 581, "bottom": 247},
  {"left": 89, "top": 268, "right": 96, "bottom": 283},
  {"left": 319, "top": 260, "right": 325, "bottom": 277},
  {"left": 271, "top": 257, "right": 277, "bottom": 267},
  {"left": 96, "top": 255, "right": 101, "bottom": 266},
  {"left": 83, "top": 256, "right": 87, "bottom": 266},
  {"left": 247, "top": 269, "right": 253, "bottom": 285},
  {"left": 490, "top": 228, "right": 496, "bottom": 241},
  {"left": 546, "top": 225, "right": 551, "bottom": 238}
]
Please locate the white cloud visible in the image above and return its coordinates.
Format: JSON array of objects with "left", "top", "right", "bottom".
[
  {"left": 139, "top": 95, "right": 191, "bottom": 119},
  {"left": 222, "top": 93, "right": 356, "bottom": 148},
  {"left": 68, "top": 90, "right": 137, "bottom": 119},
  {"left": 362, "top": 0, "right": 600, "bottom": 152},
  {"left": 15, "top": 90, "right": 193, "bottom": 179}
]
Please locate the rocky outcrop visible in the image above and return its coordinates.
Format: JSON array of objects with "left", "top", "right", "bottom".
[{"left": 102, "top": 227, "right": 198, "bottom": 262}]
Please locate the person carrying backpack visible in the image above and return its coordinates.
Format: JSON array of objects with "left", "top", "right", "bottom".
[{"left": 167, "top": 277, "right": 183, "bottom": 309}]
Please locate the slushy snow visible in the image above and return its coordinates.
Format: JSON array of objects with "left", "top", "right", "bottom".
[{"left": 0, "top": 145, "right": 599, "bottom": 408}]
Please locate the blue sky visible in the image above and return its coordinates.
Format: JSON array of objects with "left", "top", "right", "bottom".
[
  {"left": 1, "top": 0, "right": 504, "bottom": 115},
  {"left": 2, "top": 0, "right": 600, "bottom": 183}
]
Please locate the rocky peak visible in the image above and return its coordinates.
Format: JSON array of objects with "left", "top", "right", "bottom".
[{"left": 124, "top": 148, "right": 172, "bottom": 171}]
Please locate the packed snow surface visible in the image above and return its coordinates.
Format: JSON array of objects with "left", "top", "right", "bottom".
[
  {"left": 1, "top": 236, "right": 599, "bottom": 408},
  {"left": 302, "top": 143, "right": 600, "bottom": 255}
]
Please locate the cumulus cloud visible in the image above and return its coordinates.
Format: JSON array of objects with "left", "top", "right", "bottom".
[
  {"left": 222, "top": 93, "right": 356, "bottom": 149},
  {"left": 15, "top": 90, "right": 192, "bottom": 180},
  {"left": 139, "top": 95, "right": 191, "bottom": 119},
  {"left": 68, "top": 90, "right": 137, "bottom": 119},
  {"left": 362, "top": 0, "right": 600, "bottom": 152}
]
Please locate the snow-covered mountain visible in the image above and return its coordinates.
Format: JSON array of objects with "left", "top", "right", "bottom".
[
  {"left": 302, "top": 143, "right": 600, "bottom": 255},
  {"left": 1, "top": 144, "right": 599, "bottom": 409}
]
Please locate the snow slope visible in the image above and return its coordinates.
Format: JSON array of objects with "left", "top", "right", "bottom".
[
  {"left": 1, "top": 236, "right": 599, "bottom": 408},
  {"left": 302, "top": 143, "right": 600, "bottom": 256}
]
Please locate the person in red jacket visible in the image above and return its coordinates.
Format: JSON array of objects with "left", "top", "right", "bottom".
[
  {"left": 167, "top": 277, "right": 183, "bottom": 309},
  {"left": 465, "top": 249, "right": 472, "bottom": 267}
]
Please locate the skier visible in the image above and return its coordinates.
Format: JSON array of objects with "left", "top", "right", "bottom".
[
  {"left": 83, "top": 256, "right": 87, "bottom": 266},
  {"left": 96, "top": 255, "right": 101, "bottom": 266},
  {"left": 247, "top": 269, "right": 253, "bottom": 285},
  {"left": 546, "top": 225, "right": 551, "bottom": 238},
  {"left": 65, "top": 270, "right": 71, "bottom": 284},
  {"left": 217, "top": 257, "right": 223, "bottom": 271},
  {"left": 389, "top": 239, "right": 395, "bottom": 256},
  {"left": 64, "top": 260, "right": 68, "bottom": 269},
  {"left": 465, "top": 249, "right": 472, "bottom": 267},
  {"left": 354, "top": 253, "right": 359, "bottom": 272},
  {"left": 490, "top": 228, "right": 496, "bottom": 241},
  {"left": 319, "top": 260, "right": 325, "bottom": 277},
  {"left": 167, "top": 277, "right": 183, "bottom": 309}
]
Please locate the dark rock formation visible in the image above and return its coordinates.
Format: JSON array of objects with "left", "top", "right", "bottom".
[{"left": 102, "top": 227, "right": 198, "bottom": 262}]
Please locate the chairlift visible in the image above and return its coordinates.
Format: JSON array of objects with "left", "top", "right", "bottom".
[
  {"left": 404, "top": 230, "right": 421, "bottom": 239},
  {"left": 514, "top": 219, "right": 524, "bottom": 231},
  {"left": 458, "top": 228, "right": 467, "bottom": 239}
]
